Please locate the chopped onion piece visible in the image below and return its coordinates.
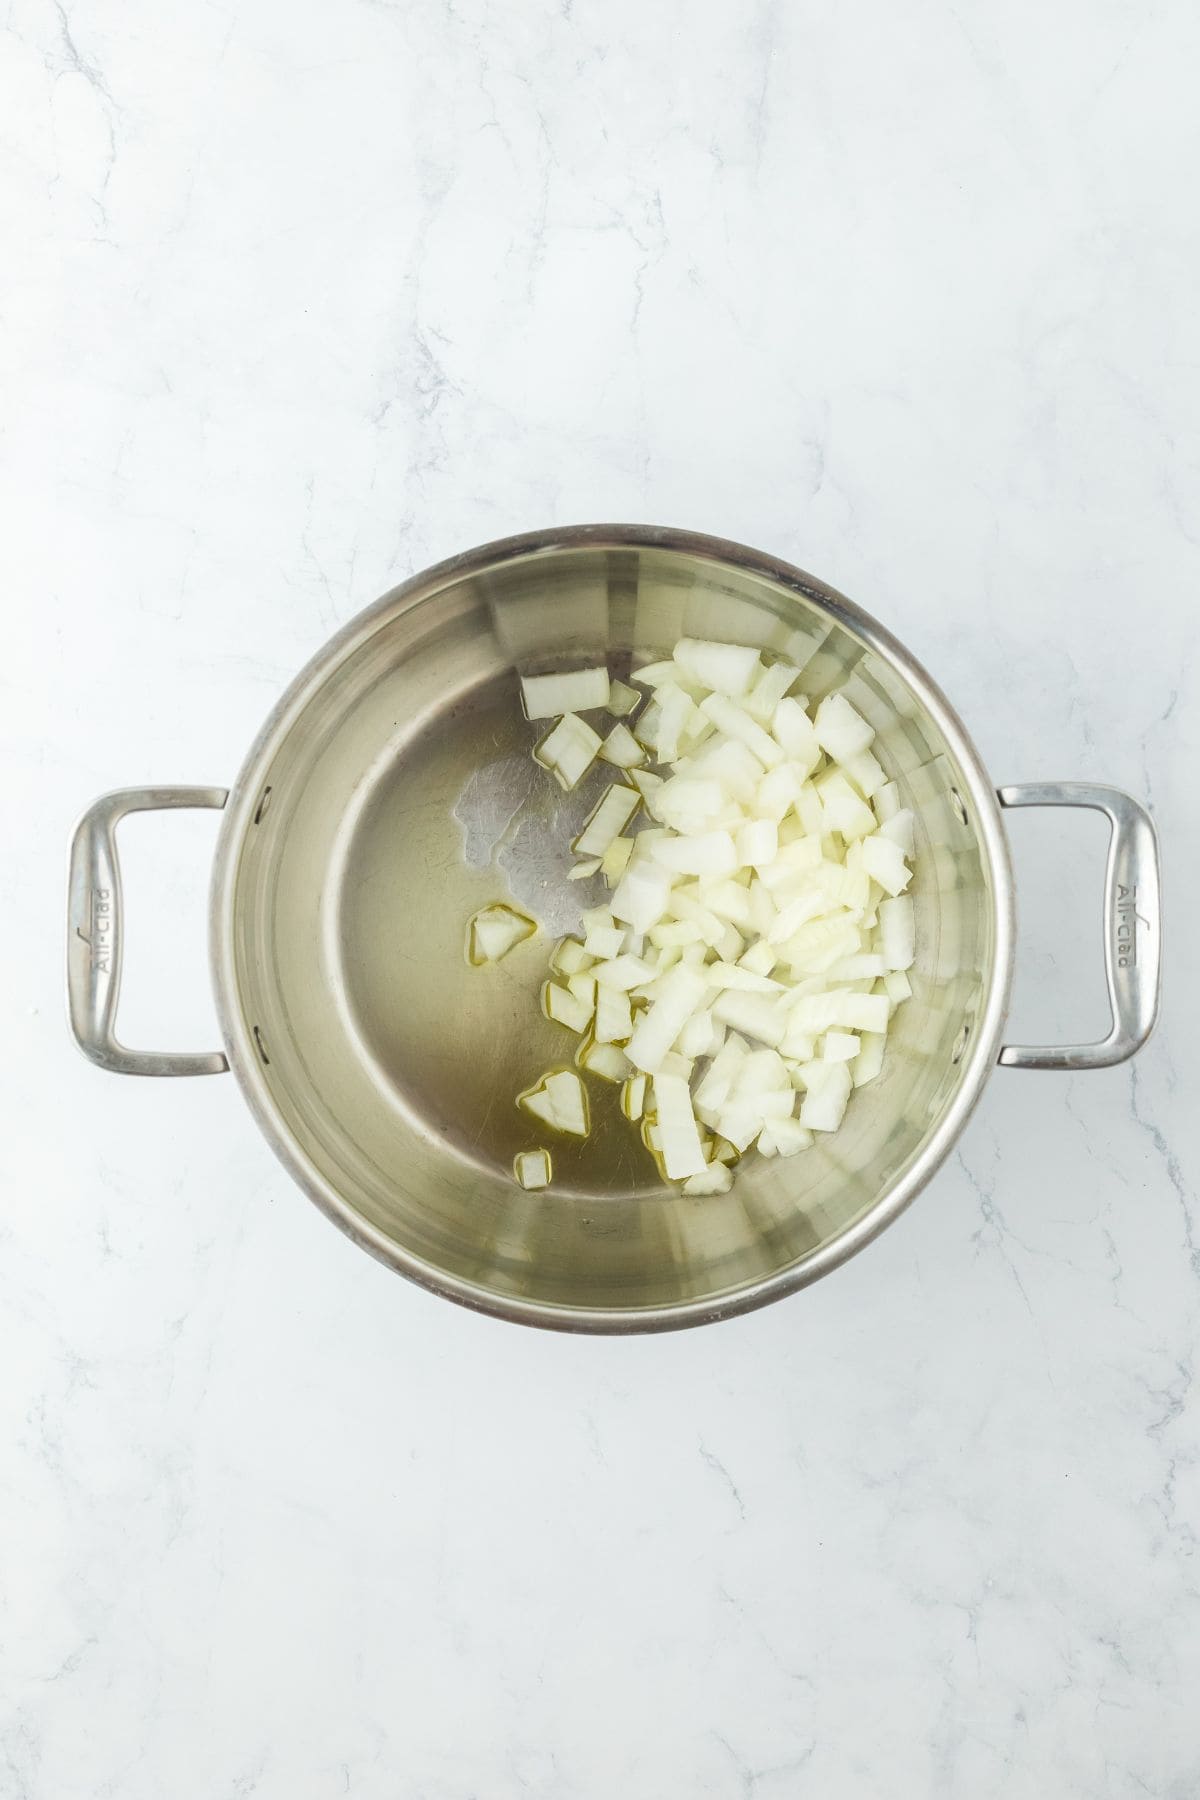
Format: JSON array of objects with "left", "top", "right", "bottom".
[
  {"left": 632, "top": 659, "right": 682, "bottom": 689},
  {"left": 879, "top": 895, "right": 916, "bottom": 970},
  {"left": 630, "top": 768, "right": 665, "bottom": 813},
  {"left": 714, "top": 1106, "right": 762, "bottom": 1153},
  {"left": 683, "top": 1163, "right": 733, "bottom": 1195},
  {"left": 699, "top": 693, "right": 783, "bottom": 768},
  {"left": 835, "top": 992, "right": 890, "bottom": 1033},
  {"left": 595, "top": 984, "right": 634, "bottom": 1045},
  {"left": 568, "top": 858, "right": 602, "bottom": 881},
  {"left": 467, "top": 904, "right": 536, "bottom": 964},
  {"left": 594, "top": 953, "right": 657, "bottom": 991},
  {"left": 567, "top": 972, "right": 597, "bottom": 1010},
  {"left": 611, "top": 860, "right": 674, "bottom": 933},
  {"left": 767, "top": 889, "right": 828, "bottom": 944},
  {"left": 601, "top": 837, "right": 634, "bottom": 882},
  {"left": 758, "top": 1118, "right": 813, "bottom": 1158},
  {"left": 860, "top": 833, "right": 912, "bottom": 897},
  {"left": 551, "top": 937, "right": 591, "bottom": 977},
  {"left": 673, "top": 638, "right": 761, "bottom": 697},
  {"left": 650, "top": 830, "right": 737, "bottom": 877},
  {"left": 581, "top": 1040, "right": 632, "bottom": 1082},
  {"left": 795, "top": 782, "right": 825, "bottom": 837},
  {"left": 852, "top": 1032, "right": 887, "bottom": 1086},
  {"left": 772, "top": 697, "right": 821, "bottom": 771},
  {"left": 627, "top": 965, "right": 709, "bottom": 1074},
  {"left": 574, "top": 785, "right": 641, "bottom": 859},
  {"left": 514, "top": 1148, "right": 552, "bottom": 1189},
  {"left": 542, "top": 981, "right": 593, "bottom": 1034},
  {"left": 677, "top": 1006, "right": 719, "bottom": 1060},
  {"left": 798, "top": 1061, "right": 852, "bottom": 1131},
  {"left": 652, "top": 1073, "right": 709, "bottom": 1178},
  {"left": 521, "top": 667, "right": 610, "bottom": 719},
  {"left": 655, "top": 776, "right": 727, "bottom": 834},
  {"left": 883, "top": 970, "right": 912, "bottom": 1004},
  {"left": 822, "top": 1030, "right": 861, "bottom": 1062},
  {"left": 706, "top": 962, "right": 783, "bottom": 994},
  {"left": 715, "top": 920, "right": 744, "bottom": 964},
  {"left": 621, "top": 1073, "right": 647, "bottom": 1120},
  {"left": 813, "top": 692, "right": 874, "bottom": 760},
  {"left": 535, "top": 713, "right": 603, "bottom": 790},
  {"left": 519, "top": 1069, "right": 590, "bottom": 1136},
  {"left": 816, "top": 770, "right": 877, "bottom": 840},
  {"left": 827, "top": 953, "right": 886, "bottom": 980},
  {"left": 710, "top": 990, "right": 784, "bottom": 1047},
  {"left": 583, "top": 924, "right": 626, "bottom": 960},
  {"left": 755, "top": 763, "right": 804, "bottom": 821},
  {"left": 738, "top": 817, "right": 778, "bottom": 868},
  {"left": 842, "top": 747, "right": 886, "bottom": 799},
  {"left": 690, "top": 737, "right": 764, "bottom": 804},
  {"left": 739, "top": 939, "right": 778, "bottom": 977},
  {"left": 698, "top": 879, "right": 751, "bottom": 927},
  {"left": 788, "top": 990, "right": 852, "bottom": 1035},
  {"left": 607, "top": 679, "right": 641, "bottom": 717},
  {"left": 873, "top": 781, "right": 901, "bottom": 823},
  {"left": 633, "top": 697, "right": 663, "bottom": 749},
  {"left": 879, "top": 808, "right": 915, "bottom": 856},
  {"left": 745, "top": 659, "right": 803, "bottom": 722},
  {"left": 599, "top": 723, "right": 645, "bottom": 768}
]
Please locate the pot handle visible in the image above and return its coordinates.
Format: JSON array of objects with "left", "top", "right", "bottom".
[
  {"left": 997, "top": 782, "right": 1161, "bottom": 1071},
  {"left": 67, "top": 786, "right": 230, "bottom": 1076}
]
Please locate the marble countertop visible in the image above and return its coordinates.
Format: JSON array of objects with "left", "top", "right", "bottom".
[{"left": 4, "top": 1, "right": 1197, "bottom": 1794}]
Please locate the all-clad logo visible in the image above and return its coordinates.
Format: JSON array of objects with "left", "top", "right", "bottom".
[
  {"left": 77, "top": 886, "right": 114, "bottom": 973},
  {"left": 1114, "top": 884, "right": 1149, "bottom": 969}
]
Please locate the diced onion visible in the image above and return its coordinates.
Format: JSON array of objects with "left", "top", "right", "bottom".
[
  {"left": 519, "top": 1069, "right": 590, "bottom": 1136},
  {"left": 798, "top": 1061, "right": 852, "bottom": 1132},
  {"left": 467, "top": 904, "right": 536, "bottom": 964},
  {"left": 514, "top": 1149, "right": 552, "bottom": 1189},
  {"left": 673, "top": 638, "right": 761, "bottom": 697},
  {"left": 574, "top": 785, "right": 641, "bottom": 858},
  {"left": 879, "top": 896, "right": 915, "bottom": 970},
  {"left": 535, "top": 713, "right": 603, "bottom": 790},
  {"left": 627, "top": 965, "right": 709, "bottom": 1074},
  {"left": 542, "top": 981, "right": 593, "bottom": 1035},
  {"left": 852, "top": 1032, "right": 887, "bottom": 1087},
  {"left": 488, "top": 640, "right": 918, "bottom": 1190},
  {"left": 683, "top": 1163, "right": 734, "bottom": 1194},
  {"left": 652, "top": 1073, "right": 708, "bottom": 1178},
  {"left": 595, "top": 984, "right": 634, "bottom": 1045},
  {"left": 813, "top": 692, "right": 874, "bottom": 761},
  {"left": 599, "top": 723, "right": 645, "bottom": 768},
  {"left": 521, "top": 667, "right": 610, "bottom": 719},
  {"left": 883, "top": 969, "right": 912, "bottom": 1004},
  {"left": 550, "top": 937, "right": 590, "bottom": 977},
  {"left": 580, "top": 1039, "right": 631, "bottom": 1082},
  {"left": 607, "top": 679, "right": 641, "bottom": 717},
  {"left": 600, "top": 837, "right": 634, "bottom": 880}
]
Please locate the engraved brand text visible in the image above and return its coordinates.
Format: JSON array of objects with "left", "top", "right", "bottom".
[
  {"left": 90, "top": 887, "right": 113, "bottom": 973},
  {"left": 1114, "top": 884, "right": 1148, "bottom": 969}
]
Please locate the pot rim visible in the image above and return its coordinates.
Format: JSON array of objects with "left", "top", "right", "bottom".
[{"left": 209, "top": 523, "right": 1015, "bottom": 1333}]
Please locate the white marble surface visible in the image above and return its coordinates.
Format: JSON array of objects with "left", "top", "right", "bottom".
[{"left": 4, "top": 1, "right": 1198, "bottom": 1794}]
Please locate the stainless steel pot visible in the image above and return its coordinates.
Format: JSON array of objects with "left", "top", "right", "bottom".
[{"left": 67, "top": 526, "right": 1162, "bottom": 1332}]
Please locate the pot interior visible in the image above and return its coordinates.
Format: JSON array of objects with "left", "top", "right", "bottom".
[{"left": 219, "top": 535, "right": 1004, "bottom": 1326}]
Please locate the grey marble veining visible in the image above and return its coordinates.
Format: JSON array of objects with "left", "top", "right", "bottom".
[{"left": 3, "top": 1, "right": 1197, "bottom": 1795}]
